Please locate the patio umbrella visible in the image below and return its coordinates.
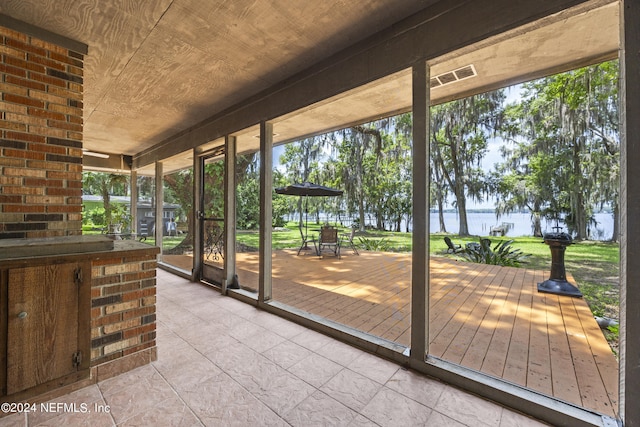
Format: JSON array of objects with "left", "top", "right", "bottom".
[
  {"left": 275, "top": 182, "right": 343, "bottom": 243},
  {"left": 275, "top": 182, "right": 343, "bottom": 197}
]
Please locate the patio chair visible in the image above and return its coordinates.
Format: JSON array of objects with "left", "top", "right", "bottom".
[
  {"left": 340, "top": 227, "right": 359, "bottom": 255},
  {"left": 297, "top": 224, "right": 318, "bottom": 256},
  {"left": 318, "top": 226, "right": 341, "bottom": 258},
  {"left": 444, "top": 236, "right": 463, "bottom": 253}
]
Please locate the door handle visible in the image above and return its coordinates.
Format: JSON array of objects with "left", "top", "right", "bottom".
[{"left": 17, "top": 311, "right": 27, "bottom": 319}]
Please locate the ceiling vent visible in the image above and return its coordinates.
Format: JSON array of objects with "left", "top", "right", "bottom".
[{"left": 430, "top": 64, "right": 477, "bottom": 88}]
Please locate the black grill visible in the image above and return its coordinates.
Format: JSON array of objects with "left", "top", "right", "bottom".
[{"left": 538, "top": 228, "right": 582, "bottom": 297}]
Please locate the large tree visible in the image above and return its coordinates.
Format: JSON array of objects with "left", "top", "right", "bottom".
[
  {"left": 332, "top": 115, "right": 412, "bottom": 232},
  {"left": 279, "top": 136, "right": 326, "bottom": 228},
  {"left": 430, "top": 90, "right": 505, "bottom": 236},
  {"left": 277, "top": 115, "right": 413, "bottom": 233},
  {"left": 334, "top": 125, "right": 382, "bottom": 231},
  {"left": 496, "top": 60, "right": 619, "bottom": 240}
]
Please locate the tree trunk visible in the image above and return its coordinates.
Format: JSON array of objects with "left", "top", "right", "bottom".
[
  {"left": 358, "top": 196, "right": 366, "bottom": 232},
  {"left": 531, "top": 211, "right": 543, "bottom": 237},
  {"left": 437, "top": 198, "right": 447, "bottom": 233},
  {"left": 453, "top": 170, "right": 469, "bottom": 235},
  {"left": 572, "top": 141, "right": 588, "bottom": 240},
  {"left": 574, "top": 200, "right": 587, "bottom": 240},
  {"left": 457, "top": 194, "right": 469, "bottom": 236},
  {"left": 297, "top": 197, "right": 304, "bottom": 230}
]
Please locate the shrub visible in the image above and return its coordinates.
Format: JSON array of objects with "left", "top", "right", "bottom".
[
  {"left": 85, "top": 207, "right": 105, "bottom": 226},
  {"left": 462, "top": 238, "right": 529, "bottom": 267},
  {"left": 357, "top": 236, "right": 391, "bottom": 251}
]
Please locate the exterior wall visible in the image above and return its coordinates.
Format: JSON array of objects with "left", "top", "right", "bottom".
[
  {"left": 90, "top": 249, "right": 158, "bottom": 379},
  {"left": 0, "top": 25, "right": 84, "bottom": 239}
]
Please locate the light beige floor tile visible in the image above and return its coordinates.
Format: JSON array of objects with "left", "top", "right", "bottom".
[
  {"left": 177, "top": 372, "right": 286, "bottom": 426},
  {"left": 287, "top": 353, "right": 344, "bottom": 388},
  {"left": 161, "top": 306, "right": 206, "bottom": 331},
  {"left": 250, "top": 312, "right": 309, "bottom": 339},
  {"left": 320, "top": 369, "right": 382, "bottom": 412},
  {"left": 31, "top": 406, "right": 115, "bottom": 427},
  {"left": 186, "top": 302, "right": 239, "bottom": 329},
  {"left": 28, "top": 385, "right": 106, "bottom": 426},
  {"left": 424, "top": 410, "right": 467, "bottom": 427},
  {"left": 360, "top": 387, "right": 432, "bottom": 426},
  {"left": 235, "top": 325, "right": 287, "bottom": 353},
  {"left": 346, "top": 352, "right": 400, "bottom": 385},
  {"left": 500, "top": 409, "right": 552, "bottom": 426},
  {"left": 217, "top": 297, "right": 259, "bottom": 318},
  {"left": 153, "top": 338, "right": 206, "bottom": 374},
  {"left": 228, "top": 319, "right": 268, "bottom": 342},
  {"left": 434, "top": 386, "right": 503, "bottom": 427},
  {"left": 100, "top": 369, "right": 177, "bottom": 424},
  {"left": 204, "top": 339, "right": 261, "bottom": 375},
  {"left": 232, "top": 358, "right": 316, "bottom": 415},
  {"left": 263, "top": 340, "right": 313, "bottom": 369},
  {"left": 315, "top": 339, "right": 363, "bottom": 367},
  {"left": 196, "top": 333, "right": 244, "bottom": 361},
  {"left": 98, "top": 364, "right": 158, "bottom": 397},
  {"left": 385, "top": 367, "right": 446, "bottom": 408},
  {"left": 175, "top": 320, "right": 232, "bottom": 351},
  {"left": 0, "top": 413, "right": 26, "bottom": 427},
  {"left": 155, "top": 321, "right": 191, "bottom": 349},
  {"left": 284, "top": 390, "right": 358, "bottom": 427},
  {"left": 117, "top": 394, "right": 202, "bottom": 427},
  {"left": 347, "top": 414, "right": 379, "bottom": 426},
  {"left": 291, "top": 328, "right": 336, "bottom": 352},
  {"left": 157, "top": 354, "right": 222, "bottom": 392}
]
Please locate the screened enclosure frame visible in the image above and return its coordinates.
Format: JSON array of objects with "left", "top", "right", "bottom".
[{"left": 138, "top": 2, "right": 639, "bottom": 425}]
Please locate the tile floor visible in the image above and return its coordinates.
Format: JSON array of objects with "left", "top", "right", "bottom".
[{"left": 1, "top": 269, "right": 549, "bottom": 426}]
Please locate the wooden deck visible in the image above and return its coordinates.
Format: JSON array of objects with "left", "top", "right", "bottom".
[{"left": 164, "top": 249, "right": 619, "bottom": 417}]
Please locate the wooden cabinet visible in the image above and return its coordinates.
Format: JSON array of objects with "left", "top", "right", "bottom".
[{"left": 1, "top": 261, "right": 91, "bottom": 400}]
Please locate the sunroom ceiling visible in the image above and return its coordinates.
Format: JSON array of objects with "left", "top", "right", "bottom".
[
  {"left": 0, "top": 0, "right": 437, "bottom": 155},
  {"left": 225, "top": 1, "right": 618, "bottom": 166},
  {"left": 0, "top": 1, "right": 619, "bottom": 174}
]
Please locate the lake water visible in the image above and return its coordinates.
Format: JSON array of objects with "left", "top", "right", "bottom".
[
  {"left": 429, "top": 211, "right": 615, "bottom": 240},
  {"left": 309, "top": 210, "right": 615, "bottom": 240}
]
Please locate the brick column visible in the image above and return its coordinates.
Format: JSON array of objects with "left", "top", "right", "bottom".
[
  {"left": 0, "top": 24, "right": 84, "bottom": 239},
  {"left": 90, "top": 248, "right": 159, "bottom": 379}
]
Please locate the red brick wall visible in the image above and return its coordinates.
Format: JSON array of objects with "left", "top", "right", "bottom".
[
  {"left": 90, "top": 253, "right": 158, "bottom": 368},
  {"left": 0, "top": 25, "right": 84, "bottom": 239}
]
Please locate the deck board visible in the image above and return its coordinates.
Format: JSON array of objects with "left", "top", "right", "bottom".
[
  {"left": 481, "top": 267, "right": 526, "bottom": 379},
  {"left": 459, "top": 265, "right": 516, "bottom": 370},
  {"left": 163, "top": 250, "right": 618, "bottom": 417},
  {"left": 546, "top": 284, "right": 582, "bottom": 405},
  {"left": 502, "top": 274, "right": 531, "bottom": 387}
]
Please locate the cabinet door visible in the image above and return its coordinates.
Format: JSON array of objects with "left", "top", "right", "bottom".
[{"left": 6, "top": 263, "right": 84, "bottom": 395}]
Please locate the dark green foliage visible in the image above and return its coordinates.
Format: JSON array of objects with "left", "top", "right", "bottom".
[
  {"left": 462, "top": 238, "right": 529, "bottom": 267},
  {"left": 357, "top": 236, "right": 391, "bottom": 251},
  {"left": 84, "top": 207, "right": 105, "bottom": 226}
]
